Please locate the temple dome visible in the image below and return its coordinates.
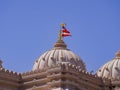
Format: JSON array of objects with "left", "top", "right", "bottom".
[
  {"left": 32, "top": 39, "right": 86, "bottom": 71},
  {"left": 97, "top": 50, "right": 120, "bottom": 79}
]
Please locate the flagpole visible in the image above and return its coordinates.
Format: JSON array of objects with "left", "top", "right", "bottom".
[
  {"left": 58, "top": 23, "right": 65, "bottom": 41},
  {"left": 58, "top": 30, "right": 63, "bottom": 41}
]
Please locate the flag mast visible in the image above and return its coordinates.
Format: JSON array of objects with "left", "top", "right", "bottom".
[
  {"left": 58, "top": 23, "right": 66, "bottom": 40},
  {"left": 58, "top": 30, "right": 63, "bottom": 41}
]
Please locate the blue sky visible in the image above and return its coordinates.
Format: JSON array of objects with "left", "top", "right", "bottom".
[{"left": 0, "top": 0, "right": 120, "bottom": 73}]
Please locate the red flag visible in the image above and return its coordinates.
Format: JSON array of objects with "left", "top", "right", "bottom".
[
  {"left": 62, "top": 32, "right": 71, "bottom": 36},
  {"left": 62, "top": 26, "right": 71, "bottom": 37}
]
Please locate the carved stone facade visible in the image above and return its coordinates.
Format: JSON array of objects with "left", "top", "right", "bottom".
[
  {"left": 0, "top": 38, "right": 120, "bottom": 90},
  {"left": 0, "top": 64, "right": 111, "bottom": 90}
]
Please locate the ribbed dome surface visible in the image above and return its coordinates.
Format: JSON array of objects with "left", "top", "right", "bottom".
[
  {"left": 32, "top": 40, "right": 86, "bottom": 71},
  {"left": 97, "top": 50, "right": 120, "bottom": 79}
]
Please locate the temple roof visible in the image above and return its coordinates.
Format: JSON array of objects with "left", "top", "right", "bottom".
[
  {"left": 32, "top": 36, "right": 86, "bottom": 71},
  {"left": 97, "top": 50, "right": 120, "bottom": 79}
]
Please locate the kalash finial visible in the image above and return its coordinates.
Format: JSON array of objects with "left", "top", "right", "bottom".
[
  {"left": 58, "top": 23, "right": 71, "bottom": 41},
  {"left": 54, "top": 23, "right": 71, "bottom": 48},
  {"left": 115, "top": 50, "right": 120, "bottom": 58},
  {"left": 61, "top": 23, "right": 66, "bottom": 28}
]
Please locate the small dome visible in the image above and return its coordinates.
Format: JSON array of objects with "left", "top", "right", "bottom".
[
  {"left": 97, "top": 50, "right": 120, "bottom": 79},
  {"left": 32, "top": 39, "right": 86, "bottom": 71}
]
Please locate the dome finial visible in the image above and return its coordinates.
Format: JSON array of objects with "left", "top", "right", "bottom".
[
  {"left": 54, "top": 23, "right": 71, "bottom": 48},
  {"left": 54, "top": 23, "right": 67, "bottom": 48},
  {"left": 61, "top": 23, "right": 66, "bottom": 28},
  {"left": 115, "top": 50, "right": 120, "bottom": 58}
]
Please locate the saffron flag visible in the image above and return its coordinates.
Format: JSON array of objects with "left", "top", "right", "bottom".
[{"left": 61, "top": 25, "right": 71, "bottom": 37}]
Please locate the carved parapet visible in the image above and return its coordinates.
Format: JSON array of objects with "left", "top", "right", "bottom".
[
  {"left": 113, "top": 76, "right": 120, "bottom": 81},
  {"left": 22, "top": 69, "right": 43, "bottom": 76},
  {"left": 0, "top": 68, "right": 21, "bottom": 78}
]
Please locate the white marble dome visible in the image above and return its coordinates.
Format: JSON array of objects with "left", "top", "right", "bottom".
[
  {"left": 97, "top": 50, "right": 120, "bottom": 79},
  {"left": 32, "top": 39, "right": 86, "bottom": 71}
]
